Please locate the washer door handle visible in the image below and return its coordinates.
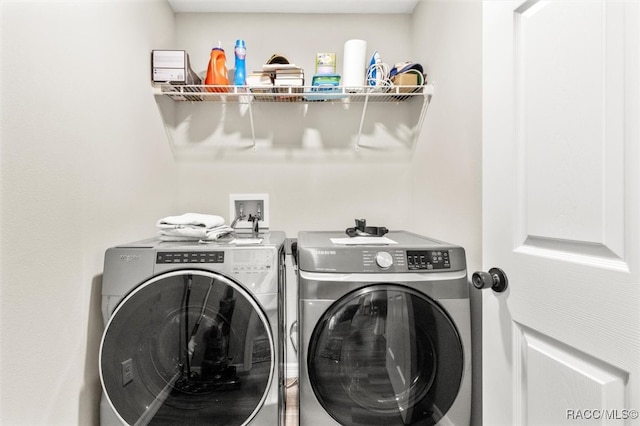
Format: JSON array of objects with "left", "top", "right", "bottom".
[{"left": 472, "top": 267, "right": 508, "bottom": 293}]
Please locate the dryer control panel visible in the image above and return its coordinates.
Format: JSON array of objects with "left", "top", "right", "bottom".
[
  {"left": 362, "top": 249, "right": 406, "bottom": 271},
  {"left": 362, "top": 249, "right": 452, "bottom": 271},
  {"left": 407, "top": 250, "right": 451, "bottom": 270}
]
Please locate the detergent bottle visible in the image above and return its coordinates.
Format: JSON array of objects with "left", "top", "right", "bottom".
[
  {"left": 233, "top": 39, "right": 246, "bottom": 86},
  {"left": 205, "top": 42, "right": 229, "bottom": 92}
]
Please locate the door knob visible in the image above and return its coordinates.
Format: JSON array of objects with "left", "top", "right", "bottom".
[{"left": 472, "top": 267, "right": 508, "bottom": 293}]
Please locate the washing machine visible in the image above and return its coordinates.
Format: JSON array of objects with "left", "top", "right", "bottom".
[
  {"left": 99, "top": 232, "right": 286, "bottom": 426},
  {"left": 297, "top": 231, "right": 471, "bottom": 426}
]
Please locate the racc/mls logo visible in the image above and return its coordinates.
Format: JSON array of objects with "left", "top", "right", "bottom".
[
  {"left": 120, "top": 254, "right": 141, "bottom": 263},
  {"left": 317, "top": 250, "right": 337, "bottom": 255}
]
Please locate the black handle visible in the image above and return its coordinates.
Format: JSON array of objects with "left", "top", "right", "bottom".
[{"left": 472, "top": 267, "right": 508, "bottom": 293}]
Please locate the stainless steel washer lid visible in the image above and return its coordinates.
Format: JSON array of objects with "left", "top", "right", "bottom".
[
  {"left": 296, "top": 230, "right": 466, "bottom": 274},
  {"left": 114, "top": 231, "right": 286, "bottom": 250}
]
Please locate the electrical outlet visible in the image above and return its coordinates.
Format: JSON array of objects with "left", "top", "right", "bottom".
[
  {"left": 229, "top": 194, "right": 269, "bottom": 231},
  {"left": 122, "top": 358, "right": 134, "bottom": 386}
]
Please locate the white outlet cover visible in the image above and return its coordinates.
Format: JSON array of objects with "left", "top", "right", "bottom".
[{"left": 229, "top": 193, "right": 270, "bottom": 230}]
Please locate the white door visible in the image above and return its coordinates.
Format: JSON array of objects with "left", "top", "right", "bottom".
[{"left": 482, "top": 1, "right": 640, "bottom": 425}]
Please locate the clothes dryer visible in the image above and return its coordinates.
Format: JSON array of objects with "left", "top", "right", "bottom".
[
  {"left": 99, "top": 232, "right": 286, "bottom": 426},
  {"left": 297, "top": 231, "right": 471, "bottom": 426}
]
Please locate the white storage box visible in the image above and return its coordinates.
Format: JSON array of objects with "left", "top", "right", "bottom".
[{"left": 152, "top": 50, "right": 188, "bottom": 83}]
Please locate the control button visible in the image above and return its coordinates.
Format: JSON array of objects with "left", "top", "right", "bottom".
[{"left": 375, "top": 251, "right": 394, "bottom": 269}]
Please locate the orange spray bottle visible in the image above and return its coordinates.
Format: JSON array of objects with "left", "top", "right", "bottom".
[{"left": 204, "top": 42, "right": 229, "bottom": 92}]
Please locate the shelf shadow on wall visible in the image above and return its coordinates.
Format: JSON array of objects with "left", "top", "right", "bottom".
[{"left": 154, "top": 95, "right": 424, "bottom": 162}]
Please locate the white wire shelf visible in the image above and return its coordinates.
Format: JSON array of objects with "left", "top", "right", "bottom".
[
  {"left": 153, "top": 83, "right": 433, "bottom": 103},
  {"left": 153, "top": 82, "right": 433, "bottom": 152}
]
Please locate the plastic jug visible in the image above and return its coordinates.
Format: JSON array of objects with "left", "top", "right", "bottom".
[
  {"left": 205, "top": 45, "right": 229, "bottom": 92},
  {"left": 234, "top": 39, "right": 246, "bottom": 86}
]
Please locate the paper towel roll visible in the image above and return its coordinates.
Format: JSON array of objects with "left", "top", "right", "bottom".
[{"left": 342, "top": 39, "right": 367, "bottom": 88}]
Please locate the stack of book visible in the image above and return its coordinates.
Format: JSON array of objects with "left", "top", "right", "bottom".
[
  {"left": 246, "top": 72, "right": 273, "bottom": 91},
  {"left": 246, "top": 64, "right": 305, "bottom": 87},
  {"left": 246, "top": 63, "right": 305, "bottom": 101},
  {"left": 270, "top": 65, "right": 304, "bottom": 87},
  {"left": 271, "top": 66, "right": 304, "bottom": 100}
]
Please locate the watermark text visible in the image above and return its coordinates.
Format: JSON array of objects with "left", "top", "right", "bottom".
[{"left": 566, "top": 409, "right": 639, "bottom": 421}]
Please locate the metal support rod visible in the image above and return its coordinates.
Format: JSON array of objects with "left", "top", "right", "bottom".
[
  {"left": 411, "top": 91, "right": 432, "bottom": 149},
  {"left": 247, "top": 95, "right": 257, "bottom": 150},
  {"left": 355, "top": 90, "right": 370, "bottom": 151}
]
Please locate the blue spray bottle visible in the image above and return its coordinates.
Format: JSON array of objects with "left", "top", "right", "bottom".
[{"left": 234, "top": 39, "right": 246, "bottom": 86}]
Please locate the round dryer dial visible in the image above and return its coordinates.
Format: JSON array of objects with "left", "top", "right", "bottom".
[{"left": 375, "top": 251, "right": 394, "bottom": 269}]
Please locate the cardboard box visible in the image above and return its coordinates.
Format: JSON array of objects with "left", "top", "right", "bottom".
[
  {"left": 391, "top": 72, "right": 422, "bottom": 94},
  {"left": 391, "top": 72, "right": 418, "bottom": 86},
  {"left": 315, "top": 52, "right": 337, "bottom": 75}
]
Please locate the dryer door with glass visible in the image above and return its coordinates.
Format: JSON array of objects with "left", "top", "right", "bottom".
[
  {"left": 100, "top": 269, "right": 274, "bottom": 426},
  {"left": 307, "top": 284, "right": 464, "bottom": 426}
]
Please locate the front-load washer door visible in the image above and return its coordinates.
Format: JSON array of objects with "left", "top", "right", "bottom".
[
  {"left": 308, "top": 284, "right": 463, "bottom": 426},
  {"left": 100, "top": 270, "right": 274, "bottom": 426}
]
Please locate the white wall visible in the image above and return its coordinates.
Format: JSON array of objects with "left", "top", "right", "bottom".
[
  {"left": 167, "top": 12, "right": 418, "bottom": 232},
  {"left": 0, "top": 1, "right": 482, "bottom": 424},
  {"left": 411, "top": 2, "right": 483, "bottom": 424},
  {"left": 1, "top": 1, "right": 176, "bottom": 424}
]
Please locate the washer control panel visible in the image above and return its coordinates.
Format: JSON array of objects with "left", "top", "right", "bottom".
[
  {"left": 156, "top": 251, "right": 224, "bottom": 264},
  {"left": 407, "top": 250, "right": 451, "bottom": 270},
  {"left": 231, "top": 249, "right": 273, "bottom": 273}
]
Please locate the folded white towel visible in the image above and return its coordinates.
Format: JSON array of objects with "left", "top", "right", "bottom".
[
  {"left": 158, "top": 234, "right": 200, "bottom": 242},
  {"left": 159, "top": 227, "right": 209, "bottom": 239},
  {"left": 156, "top": 213, "right": 225, "bottom": 230},
  {"left": 158, "top": 225, "right": 234, "bottom": 242}
]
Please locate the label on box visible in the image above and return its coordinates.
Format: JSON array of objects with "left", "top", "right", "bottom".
[
  {"left": 316, "top": 52, "right": 336, "bottom": 75},
  {"left": 153, "top": 68, "right": 186, "bottom": 82},
  {"left": 152, "top": 50, "right": 187, "bottom": 83}
]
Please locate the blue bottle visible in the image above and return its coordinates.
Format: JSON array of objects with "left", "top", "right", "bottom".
[{"left": 234, "top": 39, "right": 246, "bottom": 86}]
